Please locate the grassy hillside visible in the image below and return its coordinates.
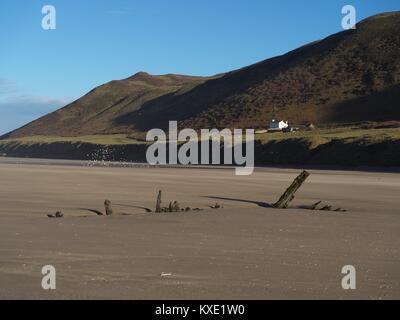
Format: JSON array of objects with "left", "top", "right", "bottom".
[
  {"left": 0, "top": 134, "right": 147, "bottom": 145},
  {"left": 2, "top": 127, "right": 399, "bottom": 146},
  {"left": 257, "top": 127, "right": 400, "bottom": 145}
]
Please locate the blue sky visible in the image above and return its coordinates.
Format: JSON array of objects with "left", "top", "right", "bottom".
[{"left": 0, "top": 0, "right": 399, "bottom": 135}]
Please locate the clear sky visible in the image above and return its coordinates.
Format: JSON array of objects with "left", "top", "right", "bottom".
[{"left": 0, "top": 0, "right": 399, "bottom": 135}]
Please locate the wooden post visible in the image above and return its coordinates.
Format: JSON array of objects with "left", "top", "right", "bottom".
[
  {"left": 273, "top": 170, "right": 310, "bottom": 209},
  {"left": 172, "top": 201, "right": 180, "bottom": 212},
  {"left": 310, "top": 200, "right": 322, "bottom": 210},
  {"left": 155, "top": 190, "right": 162, "bottom": 213},
  {"left": 55, "top": 211, "right": 64, "bottom": 218},
  {"left": 104, "top": 200, "right": 113, "bottom": 215}
]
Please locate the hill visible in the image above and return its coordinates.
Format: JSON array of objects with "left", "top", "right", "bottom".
[{"left": 3, "top": 12, "right": 400, "bottom": 139}]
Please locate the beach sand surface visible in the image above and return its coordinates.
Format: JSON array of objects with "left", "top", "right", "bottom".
[{"left": 0, "top": 158, "right": 399, "bottom": 299}]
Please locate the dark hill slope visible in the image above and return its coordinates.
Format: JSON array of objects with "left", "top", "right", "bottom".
[{"left": 123, "top": 12, "right": 400, "bottom": 131}]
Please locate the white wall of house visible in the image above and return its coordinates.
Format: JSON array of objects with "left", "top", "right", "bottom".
[{"left": 270, "top": 120, "right": 289, "bottom": 130}]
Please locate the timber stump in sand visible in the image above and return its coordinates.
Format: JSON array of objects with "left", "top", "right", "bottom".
[
  {"left": 273, "top": 170, "right": 310, "bottom": 209},
  {"left": 155, "top": 190, "right": 162, "bottom": 213},
  {"left": 104, "top": 200, "right": 113, "bottom": 215}
]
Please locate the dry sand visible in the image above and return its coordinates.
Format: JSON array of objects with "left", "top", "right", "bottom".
[{"left": 0, "top": 158, "right": 399, "bottom": 299}]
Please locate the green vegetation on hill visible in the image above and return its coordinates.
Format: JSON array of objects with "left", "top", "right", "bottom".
[
  {"left": 257, "top": 127, "right": 400, "bottom": 145},
  {"left": 1, "top": 127, "right": 399, "bottom": 147},
  {"left": 0, "top": 134, "right": 147, "bottom": 146}
]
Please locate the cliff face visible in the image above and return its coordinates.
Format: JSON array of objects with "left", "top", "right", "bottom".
[{"left": 1, "top": 135, "right": 400, "bottom": 167}]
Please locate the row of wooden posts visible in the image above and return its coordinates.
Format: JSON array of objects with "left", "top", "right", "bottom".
[
  {"left": 104, "top": 190, "right": 195, "bottom": 215},
  {"left": 50, "top": 170, "right": 345, "bottom": 218},
  {"left": 103, "top": 171, "right": 312, "bottom": 216}
]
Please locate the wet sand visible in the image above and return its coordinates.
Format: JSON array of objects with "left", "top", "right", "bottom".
[{"left": 0, "top": 158, "right": 399, "bottom": 299}]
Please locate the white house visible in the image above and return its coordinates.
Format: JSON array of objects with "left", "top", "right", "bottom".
[{"left": 269, "top": 120, "right": 289, "bottom": 131}]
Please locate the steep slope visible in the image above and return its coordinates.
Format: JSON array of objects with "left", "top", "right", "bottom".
[{"left": 4, "top": 12, "right": 400, "bottom": 138}]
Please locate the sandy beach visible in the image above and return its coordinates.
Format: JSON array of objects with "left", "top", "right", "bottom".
[{"left": 0, "top": 158, "right": 399, "bottom": 299}]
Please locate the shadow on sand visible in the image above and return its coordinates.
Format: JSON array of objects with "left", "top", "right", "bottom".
[
  {"left": 76, "top": 204, "right": 152, "bottom": 216},
  {"left": 112, "top": 203, "right": 153, "bottom": 213},
  {"left": 205, "top": 196, "right": 271, "bottom": 208},
  {"left": 77, "top": 208, "right": 104, "bottom": 216}
]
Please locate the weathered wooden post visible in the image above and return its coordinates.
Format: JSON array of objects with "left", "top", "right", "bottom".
[
  {"left": 104, "top": 200, "right": 113, "bottom": 215},
  {"left": 172, "top": 201, "right": 180, "bottom": 212},
  {"left": 273, "top": 170, "right": 310, "bottom": 209},
  {"left": 310, "top": 200, "right": 322, "bottom": 210},
  {"left": 155, "top": 190, "right": 162, "bottom": 213},
  {"left": 55, "top": 211, "right": 64, "bottom": 218}
]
